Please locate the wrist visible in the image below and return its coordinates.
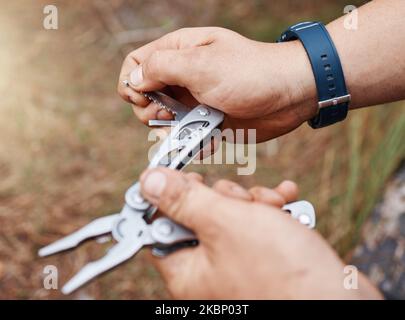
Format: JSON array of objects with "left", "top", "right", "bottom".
[
  {"left": 286, "top": 40, "right": 319, "bottom": 121},
  {"left": 266, "top": 41, "right": 318, "bottom": 123}
]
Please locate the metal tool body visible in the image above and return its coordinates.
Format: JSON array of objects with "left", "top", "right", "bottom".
[{"left": 39, "top": 91, "right": 316, "bottom": 294}]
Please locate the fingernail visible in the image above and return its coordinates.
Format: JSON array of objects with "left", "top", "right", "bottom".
[
  {"left": 142, "top": 170, "right": 167, "bottom": 200},
  {"left": 130, "top": 65, "right": 143, "bottom": 87}
]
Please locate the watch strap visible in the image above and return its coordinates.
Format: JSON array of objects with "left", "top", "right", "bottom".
[{"left": 279, "top": 22, "right": 350, "bottom": 128}]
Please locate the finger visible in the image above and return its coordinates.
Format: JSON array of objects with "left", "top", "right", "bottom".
[
  {"left": 139, "top": 167, "right": 226, "bottom": 238},
  {"left": 129, "top": 48, "right": 202, "bottom": 92},
  {"left": 148, "top": 171, "right": 204, "bottom": 220},
  {"left": 212, "top": 179, "right": 253, "bottom": 201},
  {"left": 273, "top": 180, "right": 299, "bottom": 203},
  {"left": 117, "top": 79, "right": 150, "bottom": 106},
  {"left": 248, "top": 186, "right": 286, "bottom": 208},
  {"left": 127, "top": 27, "right": 220, "bottom": 64},
  {"left": 131, "top": 102, "right": 173, "bottom": 125},
  {"left": 118, "top": 54, "right": 141, "bottom": 102},
  {"left": 119, "top": 28, "right": 219, "bottom": 96},
  {"left": 185, "top": 172, "right": 204, "bottom": 182},
  {"left": 128, "top": 90, "right": 150, "bottom": 107}
]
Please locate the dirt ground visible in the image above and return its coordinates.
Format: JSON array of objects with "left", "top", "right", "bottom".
[{"left": 0, "top": 0, "right": 404, "bottom": 299}]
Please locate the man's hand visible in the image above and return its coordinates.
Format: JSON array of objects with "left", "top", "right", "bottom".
[
  {"left": 118, "top": 27, "right": 317, "bottom": 142},
  {"left": 139, "top": 168, "right": 381, "bottom": 299},
  {"left": 118, "top": 0, "right": 405, "bottom": 142}
]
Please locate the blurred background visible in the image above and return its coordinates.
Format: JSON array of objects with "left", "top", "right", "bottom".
[{"left": 0, "top": 0, "right": 404, "bottom": 299}]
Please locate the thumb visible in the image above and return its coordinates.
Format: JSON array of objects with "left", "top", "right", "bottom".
[
  {"left": 139, "top": 167, "right": 221, "bottom": 235},
  {"left": 129, "top": 48, "right": 198, "bottom": 92}
]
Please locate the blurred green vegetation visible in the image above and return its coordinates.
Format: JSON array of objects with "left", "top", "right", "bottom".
[{"left": 217, "top": 0, "right": 369, "bottom": 41}]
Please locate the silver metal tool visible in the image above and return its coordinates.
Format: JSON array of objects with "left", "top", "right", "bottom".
[
  {"left": 38, "top": 91, "right": 316, "bottom": 294},
  {"left": 143, "top": 91, "right": 189, "bottom": 127},
  {"left": 39, "top": 94, "right": 224, "bottom": 294},
  {"left": 282, "top": 200, "right": 316, "bottom": 229},
  {"left": 39, "top": 204, "right": 195, "bottom": 295}
]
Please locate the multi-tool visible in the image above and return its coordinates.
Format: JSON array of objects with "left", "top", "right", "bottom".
[{"left": 38, "top": 90, "right": 316, "bottom": 294}]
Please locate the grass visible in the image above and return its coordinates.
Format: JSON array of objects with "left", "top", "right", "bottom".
[
  {"left": 334, "top": 107, "right": 405, "bottom": 254},
  {"left": 354, "top": 110, "right": 405, "bottom": 232}
]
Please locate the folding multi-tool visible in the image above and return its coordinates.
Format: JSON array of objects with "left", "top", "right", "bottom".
[{"left": 38, "top": 90, "right": 316, "bottom": 294}]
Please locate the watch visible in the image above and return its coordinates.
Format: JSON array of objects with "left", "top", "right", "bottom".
[{"left": 279, "top": 21, "right": 351, "bottom": 128}]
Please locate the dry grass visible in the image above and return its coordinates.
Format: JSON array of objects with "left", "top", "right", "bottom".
[{"left": 0, "top": 0, "right": 403, "bottom": 299}]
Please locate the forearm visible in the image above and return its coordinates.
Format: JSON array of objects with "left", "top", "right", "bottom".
[
  {"left": 282, "top": 0, "right": 405, "bottom": 120},
  {"left": 327, "top": 0, "right": 405, "bottom": 109}
]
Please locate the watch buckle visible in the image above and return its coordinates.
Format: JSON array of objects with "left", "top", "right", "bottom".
[{"left": 318, "top": 94, "right": 351, "bottom": 109}]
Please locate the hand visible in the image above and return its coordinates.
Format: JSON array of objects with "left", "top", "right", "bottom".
[
  {"left": 118, "top": 27, "right": 318, "bottom": 142},
  {"left": 139, "top": 168, "right": 381, "bottom": 299}
]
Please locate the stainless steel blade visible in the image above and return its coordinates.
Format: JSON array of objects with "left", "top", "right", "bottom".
[{"left": 38, "top": 214, "right": 120, "bottom": 257}]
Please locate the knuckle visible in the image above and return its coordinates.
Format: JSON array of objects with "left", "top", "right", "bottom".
[
  {"left": 161, "top": 29, "right": 184, "bottom": 49},
  {"left": 124, "top": 52, "right": 132, "bottom": 63},
  {"left": 209, "top": 26, "right": 227, "bottom": 34},
  {"left": 249, "top": 185, "right": 262, "bottom": 192},
  {"left": 185, "top": 172, "right": 203, "bottom": 182},
  {"left": 174, "top": 28, "right": 190, "bottom": 48},
  {"left": 206, "top": 27, "right": 230, "bottom": 39},
  {"left": 248, "top": 186, "right": 263, "bottom": 197},
  {"left": 212, "top": 179, "right": 230, "bottom": 190},
  {"left": 125, "top": 51, "right": 138, "bottom": 64},
  {"left": 144, "top": 51, "right": 162, "bottom": 78},
  {"left": 165, "top": 28, "right": 182, "bottom": 38},
  {"left": 177, "top": 27, "right": 192, "bottom": 33}
]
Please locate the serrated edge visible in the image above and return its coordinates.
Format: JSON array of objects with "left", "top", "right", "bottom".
[{"left": 142, "top": 92, "right": 177, "bottom": 116}]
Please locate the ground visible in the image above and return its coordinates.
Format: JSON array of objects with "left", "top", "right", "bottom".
[{"left": 0, "top": 0, "right": 404, "bottom": 299}]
